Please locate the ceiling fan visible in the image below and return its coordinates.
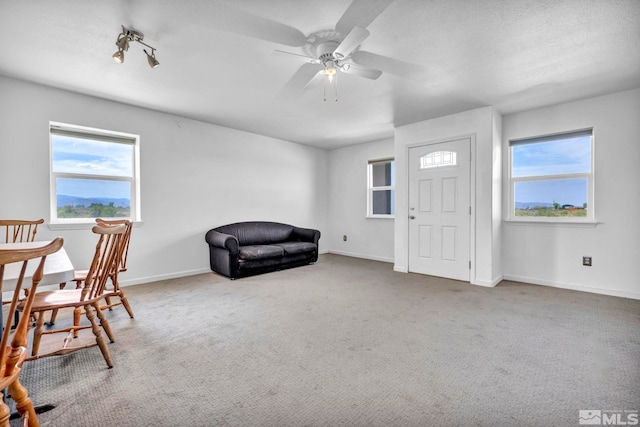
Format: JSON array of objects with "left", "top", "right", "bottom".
[
  {"left": 272, "top": 25, "right": 383, "bottom": 100},
  {"left": 202, "top": 0, "right": 424, "bottom": 99},
  {"left": 273, "top": 0, "right": 426, "bottom": 99}
]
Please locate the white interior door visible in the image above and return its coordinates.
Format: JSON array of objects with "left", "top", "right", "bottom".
[{"left": 408, "top": 138, "right": 471, "bottom": 281}]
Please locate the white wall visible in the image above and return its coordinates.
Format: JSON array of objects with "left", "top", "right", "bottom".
[
  {"left": 394, "top": 107, "right": 503, "bottom": 286},
  {"left": 0, "top": 76, "right": 328, "bottom": 285},
  {"left": 327, "top": 138, "right": 395, "bottom": 262},
  {"left": 502, "top": 88, "right": 640, "bottom": 299}
]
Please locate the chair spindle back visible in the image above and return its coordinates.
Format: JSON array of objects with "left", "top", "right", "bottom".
[
  {"left": 95, "top": 218, "right": 132, "bottom": 273},
  {"left": 0, "top": 219, "right": 45, "bottom": 244},
  {"left": 82, "top": 225, "right": 126, "bottom": 302}
]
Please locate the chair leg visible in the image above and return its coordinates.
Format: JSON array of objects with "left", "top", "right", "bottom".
[
  {"left": 72, "top": 307, "right": 82, "bottom": 339},
  {"left": 119, "top": 293, "right": 135, "bottom": 318},
  {"left": 92, "top": 302, "right": 115, "bottom": 343},
  {"left": 104, "top": 296, "right": 113, "bottom": 310},
  {"left": 0, "top": 399, "right": 10, "bottom": 427},
  {"left": 49, "top": 282, "right": 68, "bottom": 324},
  {"left": 84, "top": 304, "right": 113, "bottom": 368},
  {"left": 30, "top": 312, "right": 45, "bottom": 357},
  {"left": 12, "top": 311, "right": 20, "bottom": 330},
  {"left": 8, "top": 377, "right": 39, "bottom": 427},
  {"left": 49, "top": 309, "right": 59, "bottom": 326}
]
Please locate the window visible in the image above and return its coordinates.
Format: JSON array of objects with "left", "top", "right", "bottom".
[
  {"left": 509, "top": 129, "right": 593, "bottom": 222},
  {"left": 50, "top": 122, "right": 140, "bottom": 225},
  {"left": 420, "top": 151, "right": 457, "bottom": 169},
  {"left": 367, "top": 159, "right": 395, "bottom": 218}
]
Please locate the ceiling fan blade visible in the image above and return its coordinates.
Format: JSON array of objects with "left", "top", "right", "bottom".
[
  {"left": 334, "top": 26, "right": 370, "bottom": 59},
  {"left": 206, "top": 4, "right": 307, "bottom": 47},
  {"left": 351, "top": 51, "right": 426, "bottom": 80},
  {"left": 335, "top": 0, "right": 395, "bottom": 35},
  {"left": 278, "top": 63, "right": 324, "bottom": 99},
  {"left": 272, "top": 49, "right": 317, "bottom": 64},
  {"left": 304, "top": 71, "right": 325, "bottom": 90},
  {"left": 342, "top": 63, "right": 382, "bottom": 80}
]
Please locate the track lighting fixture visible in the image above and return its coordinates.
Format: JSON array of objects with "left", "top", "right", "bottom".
[{"left": 112, "top": 26, "right": 159, "bottom": 69}]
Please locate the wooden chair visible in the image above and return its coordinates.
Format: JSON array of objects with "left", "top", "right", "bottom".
[
  {"left": 1, "top": 219, "right": 45, "bottom": 326},
  {"left": 0, "top": 219, "right": 44, "bottom": 244},
  {"left": 0, "top": 237, "right": 63, "bottom": 427},
  {"left": 19, "top": 225, "right": 126, "bottom": 369},
  {"left": 50, "top": 219, "right": 134, "bottom": 325},
  {"left": 92, "top": 218, "right": 134, "bottom": 317}
]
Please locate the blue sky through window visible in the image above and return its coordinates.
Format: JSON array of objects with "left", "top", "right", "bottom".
[
  {"left": 52, "top": 135, "right": 132, "bottom": 177},
  {"left": 512, "top": 135, "right": 591, "bottom": 206},
  {"left": 515, "top": 179, "right": 587, "bottom": 206}
]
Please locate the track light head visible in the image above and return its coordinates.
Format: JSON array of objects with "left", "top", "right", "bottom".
[
  {"left": 112, "top": 49, "right": 125, "bottom": 64},
  {"left": 112, "top": 26, "right": 159, "bottom": 69},
  {"left": 144, "top": 49, "right": 159, "bottom": 68}
]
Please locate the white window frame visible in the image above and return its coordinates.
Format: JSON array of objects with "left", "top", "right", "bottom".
[
  {"left": 508, "top": 128, "right": 594, "bottom": 223},
  {"left": 49, "top": 122, "right": 141, "bottom": 229},
  {"left": 367, "top": 158, "right": 395, "bottom": 219}
]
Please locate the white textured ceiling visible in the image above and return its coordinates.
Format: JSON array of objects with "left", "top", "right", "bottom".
[{"left": 1, "top": 0, "right": 639, "bottom": 149}]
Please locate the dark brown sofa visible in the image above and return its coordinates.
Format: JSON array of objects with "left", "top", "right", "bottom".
[{"left": 205, "top": 221, "right": 320, "bottom": 279}]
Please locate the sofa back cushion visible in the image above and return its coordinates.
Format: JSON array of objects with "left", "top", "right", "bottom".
[{"left": 214, "top": 222, "right": 294, "bottom": 246}]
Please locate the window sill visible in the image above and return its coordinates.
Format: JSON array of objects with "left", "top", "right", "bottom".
[
  {"left": 366, "top": 215, "right": 395, "bottom": 220},
  {"left": 504, "top": 219, "right": 599, "bottom": 228},
  {"left": 48, "top": 220, "right": 143, "bottom": 231}
]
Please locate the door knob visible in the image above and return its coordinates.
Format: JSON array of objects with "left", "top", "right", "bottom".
[{"left": 409, "top": 216, "right": 416, "bottom": 220}]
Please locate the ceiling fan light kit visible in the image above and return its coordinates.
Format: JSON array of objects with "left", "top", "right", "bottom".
[{"left": 112, "top": 26, "right": 159, "bottom": 69}]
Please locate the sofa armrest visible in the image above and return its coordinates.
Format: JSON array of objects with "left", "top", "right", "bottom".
[
  {"left": 291, "top": 226, "right": 321, "bottom": 244},
  {"left": 205, "top": 230, "right": 239, "bottom": 254}
]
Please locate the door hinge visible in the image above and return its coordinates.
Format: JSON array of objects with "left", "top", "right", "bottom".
[
  {"left": 469, "top": 261, "right": 471, "bottom": 269},
  {"left": 469, "top": 206, "right": 472, "bottom": 215}
]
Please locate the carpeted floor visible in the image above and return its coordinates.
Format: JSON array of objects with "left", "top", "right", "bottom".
[{"left": 9, "top": 254, "right": 640, "bottom": 426}]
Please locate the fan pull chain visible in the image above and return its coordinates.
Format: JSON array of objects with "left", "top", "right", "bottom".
[{"left": 322, "top": 72, "right": 339, "bottom": 102}]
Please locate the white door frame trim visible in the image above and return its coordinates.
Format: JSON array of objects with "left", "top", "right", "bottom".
[{"left": 405, "top": 133, "right": 477, "bottom": 284}]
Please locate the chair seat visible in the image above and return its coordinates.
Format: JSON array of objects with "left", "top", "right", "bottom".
[
  {"left": 73, "top": 269, "right": 88, "bottom": 281},
  {"left": 20, "top": 289, "right": 106, "bottom": 311}
]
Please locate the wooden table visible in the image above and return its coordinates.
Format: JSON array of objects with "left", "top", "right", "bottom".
[
  {"left": 1, "top": 240, "right": 75, "bottom": 329},
  {"left": 1, "top": 241, "right": 75, "bottom": 292}
]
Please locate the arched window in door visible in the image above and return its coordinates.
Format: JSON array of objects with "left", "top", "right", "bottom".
[{"left": 420, "top": 151, "right": 457, "bottom": 169}]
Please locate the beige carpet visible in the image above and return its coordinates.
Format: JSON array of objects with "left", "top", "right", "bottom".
[{"left": 9, "top": 254, "right": 640, "bottom": 426}]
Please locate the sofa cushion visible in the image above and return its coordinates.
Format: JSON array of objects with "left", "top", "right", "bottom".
[
  {"left": 238, "top": 245, "right": 285, "bottom": 260},
  {"left": 273, "top": 241, "right": 317, "bottom": 256}
]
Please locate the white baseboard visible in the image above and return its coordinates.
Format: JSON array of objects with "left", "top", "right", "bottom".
[
  {"left": 503, "top": 274, "right": 640, "bottom": 300},
  {"left": 473, "top": 275, "right": 503, "bottom": 287},
  {"left": 327, "top": 250, "right": 394, "bottom": 264},
  {"left": 119, "top": 268, "right": 211, "bottom": 287}
]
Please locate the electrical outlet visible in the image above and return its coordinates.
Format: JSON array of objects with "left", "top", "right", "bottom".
[
  {"left": 583, "top": 256, "right": 592, "bottom": 266},
  {"left": 343, "top": 235, "right": 347, "bottom": 242}
]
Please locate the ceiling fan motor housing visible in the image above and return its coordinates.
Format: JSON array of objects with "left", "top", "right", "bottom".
[{"left": 316, "top": 41, "right": 340, "bottom": 61}]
